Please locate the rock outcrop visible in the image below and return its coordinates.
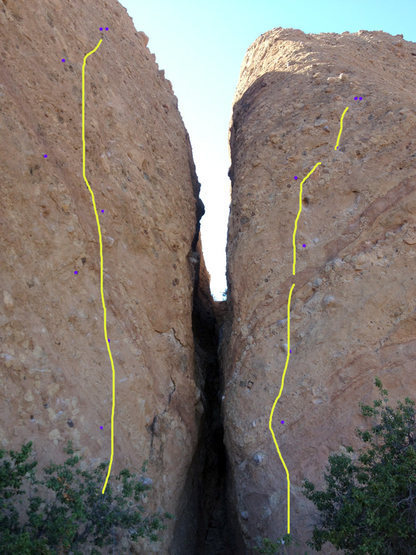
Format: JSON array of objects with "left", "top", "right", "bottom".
[
  {"left": 0, "top": 0, "right": 206, "bottom": 551},
  {"left": 172, "top": 240, "right": 235, "bottom": 554},
  {"left": 2, "top": 4, "right": 416, "bottom": 551},
  {"left": 223, "top": 27, "right": 416, "bottom": 551}
]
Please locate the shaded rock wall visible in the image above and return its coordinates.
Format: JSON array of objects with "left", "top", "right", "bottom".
[
  {"left": 223, "top": 27, "right": 416, "bottom": 552},
  {"left": 0, "top": 0, "right": 204, "bottom": 551},
  {"left": 172, "top": 239, "right": 236, "bottom": 554}
]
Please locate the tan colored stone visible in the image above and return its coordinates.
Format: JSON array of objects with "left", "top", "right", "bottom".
[
  {"left": 3, "top": 291, "right": 14, "bottom": 308},
  {"left": 24, "top": 390, "right": 34, "bottom": 402},
  {"left": 0, "top": 1, "right": 204, "bottom": 552},
  {"left": 223, "top": 26, "right": 416, "bottom": 552},
  {"left": 48, "top": 429, "right": 61, "bottom": 443}
]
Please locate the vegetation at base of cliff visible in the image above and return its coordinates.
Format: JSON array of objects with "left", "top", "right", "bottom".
[
  {"left": 254, "top": 532, "right": 304, "bottom": 554},
  {"left": 0, "top": 440, "right": 172, "bottom": 554},
  {"left": 303, "top": 377, "right": 416, "bottom": 554}
]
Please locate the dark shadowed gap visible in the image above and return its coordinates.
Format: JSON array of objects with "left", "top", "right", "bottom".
[{"left": 170, "top": 232, "right": 238, "bottom": 554}]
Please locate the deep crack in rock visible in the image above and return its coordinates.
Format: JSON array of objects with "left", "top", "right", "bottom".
[{"left": 171, "top": 233, "right": 239, "bottom": 554}]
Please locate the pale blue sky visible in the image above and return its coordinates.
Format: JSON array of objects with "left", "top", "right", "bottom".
[{"left": 119, "top": 0, "right": 415, "bottom": 300}]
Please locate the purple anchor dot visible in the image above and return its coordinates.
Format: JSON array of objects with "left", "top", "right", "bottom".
[
  {"left": 105, "top": 27, "right": 109, "bottom": 31},
  {"left": 359, "top": 96, "right": 362, "bottom": 100},
  {"left": 100, "top": 27, "right": 103, "bottom": 31},
  {"left": 354, "top": 96, "right": 358, "bottom": 100}
]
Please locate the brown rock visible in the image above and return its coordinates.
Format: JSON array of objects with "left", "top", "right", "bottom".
[
  {"left": 0, "top": 1, "right": 205, "bottom": 551},
  {"left": 224, "top": 27, "right": 416, "bottom": 551},
  {"left": 3, "top": 8, "right": 416, "bottom": 551}
]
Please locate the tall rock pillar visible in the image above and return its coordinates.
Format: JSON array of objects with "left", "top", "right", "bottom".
[
  {"left": 0, "top": 1, "right": 205, "bottom": 551},
  {"left": 222, "top": 27, "right": 416, "bottom": 551}
]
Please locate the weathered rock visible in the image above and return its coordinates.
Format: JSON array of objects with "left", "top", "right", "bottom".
[
  {"left": 0, "top": 0, "right": 204, "bottom": 551},
  {"left": 172, "top": 240, "right": 236, "bottom": 554},
  {"left": 223, "top": 27, "right": 416, "bottom": 551},
  {"left": 3, "top": 7, "right": 416, "bottom": 551}
]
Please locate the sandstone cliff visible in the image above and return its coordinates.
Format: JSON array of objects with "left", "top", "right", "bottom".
[
  {"left": 222, "top": 27, "right": 416, "bottom": 552},
  {"left": 2, "top": 3, "right": 416, "bottom": 552},
  {"left": 0, "top": 0, "right": 206, "bottom": 551}
]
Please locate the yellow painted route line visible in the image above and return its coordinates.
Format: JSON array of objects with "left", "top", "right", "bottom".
[
  {"left": 292, "top": 162, "right": 322, "bottom": 276},
  {"left": 269, "top": 106, "right": 349, "bottom": 535},
  {"left": 82, "top": 39, "right": 116, "bottom": 495},
  {"left": 334, "top": 106, "right": 349, "bottom": 150},
  {"left": 268, "top": 282, "right": 295, "bottom": 535}
]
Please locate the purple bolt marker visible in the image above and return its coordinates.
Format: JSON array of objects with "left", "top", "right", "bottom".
[
  {"left": 108, "top": 339, "right": 110, "bottom": 342},
  {"left": 302, "top": 243, "right": 306, "bottom": 248},
  {"left": 74, "top": 271, "right": 78, "bottom": 274},
  {"left": 61, "top": 58, "right": 65, "bottom": 62},
  {"left": 290, "top": 349, "right": 292, "bottom": 353},
  {"left": 281, "top": 420, "right": 285, "bottom": 424},
  {"left": 43, "top": 154, "right": 48, "bottom": 158},
  {"left": 101, "top": 209, "right": 104, "bottom": 213},
  {"left": 100, "top": 426, "right": 103, "bottom": 429},
  {"left": 294, "top": 176, "right": 298, "bottom": 180}
]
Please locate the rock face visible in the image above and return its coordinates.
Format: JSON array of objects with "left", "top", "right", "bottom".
[
  {"left": 223, "top": 27, "right": 416, "bottom": 551},
  {"left": 0, "top": 0, "right": 205, "bottom": 551},
  {"left": 2, "top": 6, "right": 416, "bottom": 551},
  {"left": 172, "top": 241, "right": 235, "bottom": 554}
]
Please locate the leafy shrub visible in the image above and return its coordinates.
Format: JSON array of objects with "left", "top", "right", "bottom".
[
  {"left": 254, "top": 532, "right": 300, "bottom": 554},
  {"left": 303, "top": 377, "right": 416, "bottom": 554},
  {"left": 0, "top": 440, "right": 172, "bottom": 554}
]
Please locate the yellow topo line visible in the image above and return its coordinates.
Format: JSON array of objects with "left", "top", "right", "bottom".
[
  {"left": 269, "top": 282, "right": 295, "bottom": 535},
  {"left": 269, "top": 163, "right": 320, "bottom": 536},
  {"left": 270, "top": 106, "right": 349, "bottom": 535},
  {"left": 292, "top": 162, "right": 321, "bottom": 275},
  {"left": 334, "top": 106, "right": 349, "bottom": 150},
  {"left": 82, "top": 39, "right": 116, "bottom": 495}
]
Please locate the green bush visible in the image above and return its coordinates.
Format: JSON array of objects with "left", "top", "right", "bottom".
[
  {"left": 254, "top": 532, "right": 301, "bottom": 554},
  {"left": 0, "top": 440, "right": 172, "bottom": 554},
  {"left": 303, "top": 377, "right": 416, "bottom": 554}
]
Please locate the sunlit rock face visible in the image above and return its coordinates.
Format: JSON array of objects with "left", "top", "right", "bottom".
[
  {"left": 0, "top": 1, "right": 205, "bottom": 551},
  {"left": 222, "top": 26, "right": 416, "bottom": 552}
]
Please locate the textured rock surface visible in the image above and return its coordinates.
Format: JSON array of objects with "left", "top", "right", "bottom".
[
  {"left": 172, "top": 240, "right": 235, "bottom": 554},
  {"left": 223, "top": 27, "right": 416, "bottom": 551},
  {"left": 0, "top": 0, "right": 205, "bottom": 551}
]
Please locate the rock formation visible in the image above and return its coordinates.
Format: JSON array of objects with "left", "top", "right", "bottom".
[
  {"left": 0, "top": 0, "right": 207, "bottom": 551},
  {"left": 2, "top": 2, "right": 416, "bottom": 551},
  {"left": 222, "top": 27, "right": 416, "bottom": 552}
]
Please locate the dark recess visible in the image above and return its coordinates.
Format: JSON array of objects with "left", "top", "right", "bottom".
[{"left": 171, "top": 235, "right": 236, "bottom": 554}]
